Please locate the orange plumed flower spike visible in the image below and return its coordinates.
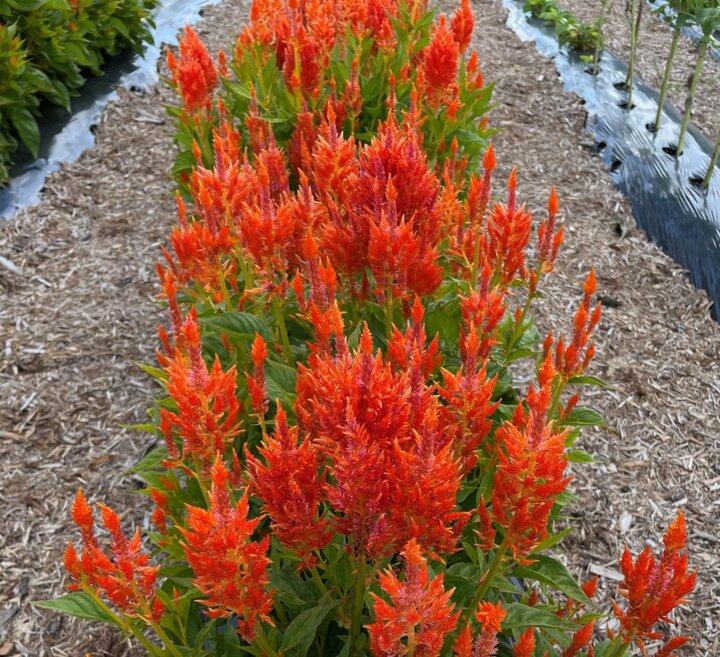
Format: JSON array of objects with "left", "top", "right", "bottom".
[
  {"left": 453, "top": 601, "right": 506, "bottom": 657},
  {"left": 422, "top": 15, "right": 459, "bottom": 100},
  {"left": 159, "top": 309, "right": 242, "bottom": 475},
  {"left": 367, "top": 539, "right": 459, "bottom": 657},
  {"left": 611, "top": 511, "right": 696, "bottom": 657},
  {"left": 169, "top": 26, "right": 218, "bottom": 111},
  {"left": 181, "top": 455, "right": 273, "bottom": 642},
  {"left": 450, "top": 0, "right": 474, "bottom": 53},
  {"left": 65, "top": 490, "right": 164, "bottom": 623},
  {"left": 553, "top": 270, "right": 602, "bottom": 379},
  {"left": 246, "top": 404, "right": 333, "bottom": 568},
  {"left": 561, "top": 620, "right": 595, "bottom": 657},
  {"left": 479, "top": 363, "right": 572, "bottom": 563},
  {"left": 246, "top": 333, "right": 269, "bottom": 421},
  {"left": 513, "top": 628, "right": 536, "bottom": 657}
]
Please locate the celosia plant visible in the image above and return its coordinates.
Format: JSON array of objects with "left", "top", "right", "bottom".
[
  {"left": 167, "top": 0, "right": 493, "bottom": 187},
  {"left": 39, "top": 1, "right": 697, "bottom": 656}
]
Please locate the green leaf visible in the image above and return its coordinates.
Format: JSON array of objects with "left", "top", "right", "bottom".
[
  {"left": 131, "top": 446, "right": 167, "bottom": 473},
  {"left": 513, "top": 555, "right": 591, "bottom": 604},
  {"left": 567, "top": 449, "right": 594, "bottom": 463},
  {"left": 34, "top": 592, "right": 119, "bottom": 625},
  {"left": 560, "top": 407, "right": 605, "bottom": 427},
  {"left": 567, "top": 375, "right": 613, "bottom": 389},
  {"left": 280, "top": 599, "right": 339, "bottom": 654},
  {"left": 8, "top": 106, "right": 40, "bottom": 157},
  {"left": 503, "top": 602, "right": 577, "bottom": 632},
  {"left": 202, "top": 311, "right": 272, "bottom": 342}
]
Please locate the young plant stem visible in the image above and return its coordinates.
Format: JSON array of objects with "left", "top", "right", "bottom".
[
  {"left": 311, "top": 566, "right": 330, "bottom": 599},
  {"left": 606, "top": 637, "right": 633, "bottom": 657},
  {"left": 350, "top": 555, "right": 367, "bottom": 655},
  {"left": 505, "top": 292, "right": 535, "bottom": 360},
  {"left": 272, "top": 295, "right": 293, "bottom": 365},
  {"left": 654, "top": 25, "right": 681, "bottom": 130},
  {"left": 385, "top": 284, "right": 394, "bottom": 340},
  {"left": 85, "top": 589, "right": 163, "bottom": 657},
  {"left": 255, "top": 627, "right": 280, "bottom": 657},
  {"left": 463, "top": 534, "right": 510, "bottom": 622},
  {"left": 703, "top": 129, "right": 720, "bottom": 188},
  {"left": 593, "top": 0, "right": 609, "bottom": 74},
  {"left": 677, "top": 39, "right": 708, "bottom": 155},
  {"left": 625, "top": 0, "right": 642, "bottom": 109}
]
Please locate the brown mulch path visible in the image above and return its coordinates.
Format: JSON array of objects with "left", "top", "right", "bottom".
[
  {"left": 0, "top": 0, "right": 717, "bottom": 655},
  {"left": 557, "top": 0, "right": 720, "bottom": 143},
  {"left": 0, "top": 2, "right": 249, "bottom": 655}
]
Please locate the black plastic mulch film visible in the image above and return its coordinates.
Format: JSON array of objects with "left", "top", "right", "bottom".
[{"left": 504, "top": 0, "right": 720, "bottom": 320}]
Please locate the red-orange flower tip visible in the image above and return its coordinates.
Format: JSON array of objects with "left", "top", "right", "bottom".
[
  {"left": 548, "top": 186, "right": 559, "bottom": 216},
  {"left": 72, "top": 488, "right": 94, "bottom": 532},
  {"left": 475, "top": 601, "right": 506, "bottom": 634},
  {"left": 483, "top": 144, "right": 496, "bottom": 173},
  {"left": 664, "top": 511, "right": 687, "bottom": 554}
]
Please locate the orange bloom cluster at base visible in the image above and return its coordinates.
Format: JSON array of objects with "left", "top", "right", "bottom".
[
  {"left": 181, "top": 456, "right": 273, "bottom": 642},
  {"left": 367, "top": 539, "right": 459, "bottom": 657},
  {"left": 612, "top": 511, "right": 697, "bottom": 656},
  {"left": 64, "top": 490, "right": 164, "bottom": 623}
]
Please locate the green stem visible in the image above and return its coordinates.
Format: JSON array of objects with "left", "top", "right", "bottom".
[
  {"left": 385, "top": 284, "right": 394, "bottom": 340},
  {"left": 85, "top": 589, "right": 163, "bottom": 657},
  {"left": 625, "top": 0, "right": 642, "bottom": 109},
  {"left": 504, "top": 292, "right": 534, "bottom": 361},
  {"left": 192, "top": 455, "right": 211, "bottom": 507},
  {"left": 677, "top": 40, "right": 708, "bottom": 155},
  {"left": 350, "top": 554, "right": 366, "bottom": 655},
  {"left": 654, "top": 25, "right": 681, "bottom": 131},
  {"left": 463, "top": 535, "right": 510, "bottom": 622},
  {"left": 255, "top": 627, "right": 280, "bottom": 657},
  {"left": 605, "top": 637, "right": 633, "bottom": 657},
  {"left": 593, "top": 0, "right": 608, "bottom": 74},
  {"left": 703, "top": 128, "right": 720, "bottom": 188},
  {"left": 272, "top": 295, "right": 293, "bottom": 365},
  {"left": 311, "top": 566, "right": 330, "bottom": 599},
  {"left": 151, "top": 622, "right": 185, "bottom": 657}
]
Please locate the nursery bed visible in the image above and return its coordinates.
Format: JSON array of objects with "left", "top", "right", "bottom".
[
  {"left": 556, "top": 0, "right": 720, "bottom": 144},
  {"left": 0, "top": 0, "right": 718, "bottom": 655}
]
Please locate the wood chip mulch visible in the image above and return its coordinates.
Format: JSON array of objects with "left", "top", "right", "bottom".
[{"left": 0, "top": 0, "right": 717, "bottom": 655}]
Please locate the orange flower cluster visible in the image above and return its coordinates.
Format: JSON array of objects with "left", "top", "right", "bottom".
[
  {"left": 612, "top": 511, "right": 697, "bottom": 656},
  {"left": 65, "top": 490, "right": 164, "bottom": 623},
  {"left": 478, "top": 358, "right": 572, "bottom": 563},
  {"left": 453, "top": 601, "right": 506, "bottom": 657},
  {"left": 181, "top": 456, "right": 273, "bottom": 642},
  {"left": 159, "top": 307, "right": 242, "bottom": 475},
  {"left": 167, "top": 25, "right": 218, "bottom": 111},
  {"left": 294, "top": 320, "right": 469, "bottom": 558},
  {"left": 246, "top": 405, "right": 333, "bottom": 567},
  {"left": 367, "top": 539, "right": 459, "bottom": 657}
]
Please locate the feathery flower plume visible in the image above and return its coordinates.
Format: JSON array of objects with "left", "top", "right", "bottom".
[
  {"left": 159, "top": 309, "right": 242, "bottom": 474},
  {"left": 513, "top": 628, "right": 536, "bottom": 657},
  {"left": 65, "top": 490, "right": 164, "bottom": 623},
  {"left": 552, "top": 270, "right": 601, "bottom": 379},
  {"left": 181, "top": 456, "right": 273, "bottom": 642},
  {"left": 367, "top": 539, "right": 459, "bottom": 657},
  {"left": 450, "top": 0, "right": 474, "bottom": 53},
  {"left": 611, "top": 511, "right": 696, "bottom": 656},
  {"left": 246, "top": 404, "right": 333, "bottom": 568},
  {"left": 167, "top": 26, "right": 218, "bottom": 111},
  {"left": 478, "top": 364, "right": 571, "bottom": 563}
]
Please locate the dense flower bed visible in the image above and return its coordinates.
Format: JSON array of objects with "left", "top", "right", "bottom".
[
  {"left": 0, "top": 0, "right": 158, "bottom": 182},
  {"left": 38, "top": 2, "right": 696, "bottom": 656}
]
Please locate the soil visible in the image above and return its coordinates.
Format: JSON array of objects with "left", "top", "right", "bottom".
[
  {"left": 557, "top": 0, "right": 720, "bottom": 145},
  {"left": 0, "top": 0, "right": 717, "bottom": 656}
]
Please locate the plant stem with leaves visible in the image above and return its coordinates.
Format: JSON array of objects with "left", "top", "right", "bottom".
[{"left": 676, "top": 39, "right": 708, "bottom": 154}]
